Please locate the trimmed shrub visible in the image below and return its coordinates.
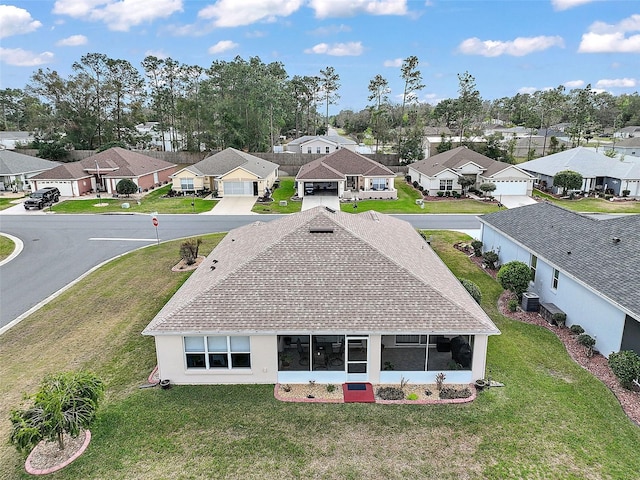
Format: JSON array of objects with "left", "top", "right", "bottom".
[
  {"left": 608, "top": 351, "right": 640, "bottom": 389},
  {"left": 552, "top": 312, "right": 566, "bottom": 327},
  {"left": 622, "top": 189, "right": 630, "bottom": 197},
  {"left": 570, "top": 324, "right": 585, "bottom": 335},
  {"left": 412, "top": 181, "right": 419, "bottom": 188},
  {"left": 439, "top": 387, "right": 472, "bottom": 399},
  {"left": 116, "top": 178, "right": 138, "bottom": 196},
  {"left": 471, "top": 240, "right": 483, "bottom": 257},
  {"left": 497, "top": 261, "right": 531, "bottom": 297},
  {"left": 460, "top": 278, "right": 482, "bottom": 304},
  {"left": 507, "top": 299, "right": 519, "bottom": 312},
  {"left": 482, "top": 251, "right": 499, "bottom": 270},
  {"left": 405, "top": 175, "right": 412, "bottom": 183},
  {"left": 444, "top": 191, "right": 451, "bottom": 197},
  {"left": 376, "top": 387, "right": 405, "bottom": 400},
  {"left": 577, "top": 334, "right": 595, "bottom": 348},
  {"left": 436, "top": 191, "right": 444, "bottom": 197}
]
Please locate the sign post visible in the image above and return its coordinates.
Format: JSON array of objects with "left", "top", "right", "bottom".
[{"left": 151, "top": 212, "right": 159, "bottom": 245}]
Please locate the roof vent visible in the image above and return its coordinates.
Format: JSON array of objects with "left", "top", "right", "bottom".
[
  {"left": 309, "top": 227, "right": 334, "bottom": 234},
  {"left": 325, "top": 206, "right": 336, "bottom": 213},
  {"left": 613, "top": 237, "right": 621, "bottom": 244}
]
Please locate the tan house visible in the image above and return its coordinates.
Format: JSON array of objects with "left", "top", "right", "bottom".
[
  {"left": 284, "top": 135, "right": 357, "bottom": 153},
  {"left": 408, "top": 147, "right": 535, "bottom": 197},
  {"left": 142, "top": 207, "right": 500, "bottom": 386},
  {"left": 171, "top": 148, "right": 279, "bottom": 197},
  {"left": 28, "top": 147, "right": 176, "bottom": 197},
  {"left": 295, "top": 149, "right": 397, "bottom": 199}
]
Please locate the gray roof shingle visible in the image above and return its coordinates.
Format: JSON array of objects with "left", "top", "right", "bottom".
[
  {"left": 479, "top": 202, "right": 640, "bottom": 318},
  {"left": 144, "top": 207, "right": 499, "bottom": 336},
  {"left": 0, "top": 150, "right": 60, "bottom": 175},
  {"left": 188, "top": 148, "right": 279, "bottom": 178},
  {"left": 296, "top": 149, "right": 394, "bottom": 181}
]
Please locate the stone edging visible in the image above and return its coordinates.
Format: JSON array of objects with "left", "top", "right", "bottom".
[
  {"left": 25, "top": 430, "right": 91, "bottom": 476},
  {"left": 274, "top": 383, "right": 477, "bottom": 404}
]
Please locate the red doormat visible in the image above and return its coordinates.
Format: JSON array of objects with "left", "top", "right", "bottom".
[{"left": 342, "top": 383, "right": 375, "bottom": 403}]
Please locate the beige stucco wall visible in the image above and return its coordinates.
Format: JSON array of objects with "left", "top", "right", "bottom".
[
  {"left": 154, "top": 335, "right": 278, "bottom": 385},
  {"left": 171, "top": 169, "right": 205, "bottom": 192}
]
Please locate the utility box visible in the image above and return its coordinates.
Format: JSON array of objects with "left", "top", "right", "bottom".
[{"left": 521, "top": 292, "right": 540, "bottom": 312}]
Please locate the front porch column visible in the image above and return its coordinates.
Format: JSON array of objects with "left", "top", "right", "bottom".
[
  {"left": 369, "top": 334, "right": 382, "bottom": 384},
  {"left": 338, "top": 181, "right": 345, "bottom": 197},
  {"left": 471, "top": 335, "right": 488, "bottom": 381}
]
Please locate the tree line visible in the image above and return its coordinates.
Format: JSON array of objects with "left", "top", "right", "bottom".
[{"left": 1, "top": 52, "right": 639, "bottom": 162}]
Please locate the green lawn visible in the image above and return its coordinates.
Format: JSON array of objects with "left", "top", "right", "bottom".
[
  {"left": 1, "top": 232, "right": 639, "bottom": 479},
  {"left": 252, "top": 177, "right": 303, "bottom": 214},
  {"left": 340, "top": 180, "right": 502, "bottom": 214},
  {"left": 52, "top": 185, "right": 217, "bottom": 214},
  {"left": 534, "top": 189, "right": 640, "bottom": 213},
  {"left": 0, "top": 195, "right": 24, "bottom": 211},
  {"left": 0, "top": 235, "right": 15, "bottom": 261}
]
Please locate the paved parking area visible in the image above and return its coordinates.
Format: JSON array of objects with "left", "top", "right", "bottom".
[{"left": 206, "top": 196, "right": 257, "bottom": 215}]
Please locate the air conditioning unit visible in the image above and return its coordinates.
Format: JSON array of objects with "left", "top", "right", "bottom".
[{"left": 521, "top": 292, "right": 540, "bottom": 312}]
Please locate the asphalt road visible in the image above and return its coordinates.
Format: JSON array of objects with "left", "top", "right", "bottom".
[{"left": 0, "top": 213, "right": 481, "bottom": 330}]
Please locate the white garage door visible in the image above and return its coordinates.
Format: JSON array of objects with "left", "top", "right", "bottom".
[
  {"left": 493, "top": 181, "right": 527, "bottom": 196},
  {"left": 34, "top": 181, "right": 74, "bottom": 197},
  {"left": 224, "top": 181, "right": 254, "bottom": 196}
]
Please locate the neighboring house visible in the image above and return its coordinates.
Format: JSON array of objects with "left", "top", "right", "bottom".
[
  {"left": 605, "top": 137, "right": 640, "bottom": 158},
  {"left": 520, "top": 146, "right": 640, "bottom": 197},
  {"left": 0, "top": 131, "right": 35, "bottom": 150},
  {"left": 284, "top": 135, "right": 358, "bottom": 154},
  {"left": 171, "top": 148, "right": 279, "bottom": 197},
  {"left": 0, "top": 149, "right": 59, "bottom": 191},
  {"left": 408, "top": 146, "right": 535, "bottom": 197},
  {"left": 135, "top": 122, "right": 185, "bottom": 152},
  {"left": 484, "top": 126, "right": 530, "bottom": 138},
  {"left": 479, "top": 202, "right": 640, "bottom": 357},
  {"left": 295, "top": 148, "right": 396, "bottom": 199},
  {"left": 142, "top": 207, "right": 500, "bottom": 385},
  {"left": 28, "top": 147, "right": 176, "bottom": 197},
  {"left": 423, "top": 135, "right": 485, "bottom": 158},
  {"left": 614, "top": 126, "right": 640, "bottom": 139}
]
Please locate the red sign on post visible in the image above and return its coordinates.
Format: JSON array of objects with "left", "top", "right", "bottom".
[{"left": 152, "top": 217, "right": 158, "bottom": 227}]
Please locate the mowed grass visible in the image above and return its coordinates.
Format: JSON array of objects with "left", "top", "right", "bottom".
[
  {"left": 0, "top": 235, "right": 15, "bottom": 261},
  {"left": 52, "top": 185, "right": 217, "bottom": 214},
  {"left": 534, "top": 189, "right": 640, "bottom": 213},
  {"left": 0, "top": 195, "right": 24, "bottom": 211},
  {"left": 252, "top": 177, "right": 302, "bottom": 214},
  {"left": 1, "top": 232, "right": 639, "bottom": 479},
  {"left": 340, "top": 181, "right": 502, "bottom": 214}
]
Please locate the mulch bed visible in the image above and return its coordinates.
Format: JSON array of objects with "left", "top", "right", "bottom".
[{"left": 457, "top": 244, "right": 640, "bottom": 427}]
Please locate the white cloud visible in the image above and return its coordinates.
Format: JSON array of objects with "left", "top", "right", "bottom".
[
  {"left": 383, "top": 58, "right": 403, "bottom": 67},
  {"left": 56, "top": 34, "right": 88, "bottom": 46},
  {"left": 578, "top": 15, "right": 640, "bottom": 53},
  {"left": 309, "top": 24, "right": 351, "bottom": 36},
  {"left": 199, "top": 0, "right": 302, "bottom": 27},
  {"left": 0, "top": 47, "right": 54, "bottom": 66},
  {"left": 144, "top": 49, "right": 168, "bottom": 59},
  {"left": 551, "top": 0, "right": 596, "bottom": 11},
  {"left": 517, "top": 87, "right": 538, "bottom": 95},
  {"left": 564, "top": 80, "right": 585, "bottom": 88},
  {"left": 208, "top": 40, "right": 239, "bottom": 54},
  {"left": 458, "top": 35, "right": 564, "bottom": 57},
  {"left": 310, "top": 0, "right": 407, "bottom": 18},
  {"left": 53, "top": 0, "right": 183, "bottom": 31},
  {"left": 595, "top": 78, "right": 637, "bottom": 88},
  {"left": 304, "top": 42, "right": 364, "bottom": 56},
  {"left": 0, "top": 5, "right": 42, "bottom": 38}
]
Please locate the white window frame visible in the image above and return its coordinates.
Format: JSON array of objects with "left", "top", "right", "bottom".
[
  {"left": 325, "top": 146, "right": 330, "bottom": 153},
  {"left": 316, "top": 146, "right": 321, "bottom": 154},
  {"left": 180, "top": 178, "right": 194, "bottom": 191},
  {"left": 372, "top": 178, "right": 386, "bottom": 190},
  {"left": 552, "top": 268, "right": 559, "bottom": 290},
  {"left": 184, "top": 335, "right": 251, "bottom": 370},
  {"left": 439, "top": 179, "right": 453, "bottom": 190},
  {"left": 530, "top": 255, "right": 537, "bottom": 282}
]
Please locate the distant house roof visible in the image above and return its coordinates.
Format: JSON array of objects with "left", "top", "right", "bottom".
[
  {"left": 614, "top": 137, "right": 640, "bottom": 148},
  {"left": 479, "top": 203, "right": 640, "bottom": 318},
  {"left": 30, "top": 147, "right": 175, "bottom": 181},
  {"left": 409, "top": 146, "right": 532, "bottom": 178},
  {"left": 618, "top": 126, "right": 640, "bottom": 134},
  {"left": 287, "top": 135, "right": 357, "bottom": 147},
  {"left": 179, "top": 148, "right": 279, "bottom": 179},
  {"left": 143, "top": 207, "right": 500, "bottom": 336},
  {"left": 519, "top": 146, "right": 640, "bottom": 180},
  {"left": 0, "top": 150, "right": 59, "bottom": 175},
  {"left": 423, "top": 126, "right": 452, "bottom": 136},
  {"left": 296, "top": 148, "right": 394, "bottom": 181},
  {"left": 0, "top": 131, "right": 35, "bottom": 149}
]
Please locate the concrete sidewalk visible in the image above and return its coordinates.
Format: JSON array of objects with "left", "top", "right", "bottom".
[{"left": 205, "top": 196, "right": 257, "bottom": 215}]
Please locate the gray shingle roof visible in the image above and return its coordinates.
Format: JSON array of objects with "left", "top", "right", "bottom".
[
  {"left": 143, "top": 207, "right": 499, "bottom": 336},
  {"left": 287, "top": 135, "right": 357, "bottom": 146},
  {"left": 189, "top": 148, "right": 278, "bottom": 178},
  {"left": 296, "top": 149, "right": 394, "bottom": 181},
  {"left": 479, "top": 202, "right": 640, "bottom": 318},
  {"left": 0, "top": 150, "right": 59, "bottom": 175}
]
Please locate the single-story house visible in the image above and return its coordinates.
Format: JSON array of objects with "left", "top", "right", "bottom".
[
  {"left": 614, "top": 126, "right": 640, "bottom": 139},
  {"left": 143, "top": 207, "right": 500, "bottom": 385},
  {"left": 0, "top": 131, "right": 35, "bottom": 150},
  {"left": 171, "top": 148, "right": 279, "bottom": 197},
  {"left": 519, "top": 146, "right": 640, "bottom": 197},
  {"left": 28, "top": 147, "right": 176, "bottom": 197},
  {"left": 295, "top": 149, "right": 397, "bottom": 199},
  {"left": 408, "top": 146, "right": 535, "bottom": 197},
  {"left": 0, "top": 149, "right": 59, "bottom": 191},
  {"left": 604, "top": 137, "right": 640, "bottom": 158},
  {"left": 423, "top": 136, "right": 485, "bottom": 158},
  {"left": 284, "top": 135, "right": 358, "bottom": 154},
  {"left": 479, "top": 203, "right": 640, "bottom": 357}
]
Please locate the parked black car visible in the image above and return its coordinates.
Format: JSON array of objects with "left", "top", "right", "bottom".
[{"left": 24, "top": 187, "right": 61, "bottom": 210}]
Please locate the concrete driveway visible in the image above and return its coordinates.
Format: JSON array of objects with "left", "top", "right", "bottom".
[
  {"left": 206, "top": 196, "right": 257, "bottom": 215},
  {"left": 301, "top": 194, "right": 340, "bottom": 211},
  {"left": 500, "top": 195, "right": 538, "bottom": 209}
]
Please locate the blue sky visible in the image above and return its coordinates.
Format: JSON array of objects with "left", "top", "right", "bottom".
[{"left": 1, "top": 0, "right": 638, "bottom": 113}]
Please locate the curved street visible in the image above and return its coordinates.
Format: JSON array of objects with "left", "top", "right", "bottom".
[{"left": 0, "top": 212, "right": 481, "bottom": 330}]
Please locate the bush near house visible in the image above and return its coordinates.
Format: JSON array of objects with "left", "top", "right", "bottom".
[
  {"left": 459, "top": 278, "right": 482, "bottom": 304},
  {"left": 608, "top": 351, "right": 640, "bottom": 390},
  {"left": 497, "top": 261, "right": 531, "bottom": 298},
  {"left": 482, "top": 251, "right": 499, "bottom": 270}
]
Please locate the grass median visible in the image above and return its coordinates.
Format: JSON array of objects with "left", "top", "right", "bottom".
[
  {"left": 534, "top": 189, "right": 640, "bottom": 213},
  {"left": 1, "top": 231, "right": 639, "bottom": 479}
]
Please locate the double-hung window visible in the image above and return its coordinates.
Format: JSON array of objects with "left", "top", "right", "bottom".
[
  {"left": 181, "top": 178, "right": 194, "bottom": 191},
  {"left": 184, "top": 336, "right": 251, "bottom": 369},
  {"left": 552, "top": 269, "right": 559, "bottom": 289},
  {"left": 530, "top": 255, "right": 537, "bottom": 282},
  {"left": 439, "top": 179, "right": 453, "bottom": 190},
  {"left": 372, "top": 178, "right": 386, "bottom": 190}
]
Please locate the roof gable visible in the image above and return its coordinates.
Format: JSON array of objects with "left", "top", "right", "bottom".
[
  {"left": 296, "top": 149, "right": 394, "bottom": 180},
  {"left": 192, "top": 148, "right": 278, "bottom": 178}
]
